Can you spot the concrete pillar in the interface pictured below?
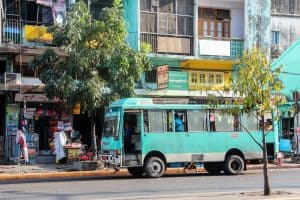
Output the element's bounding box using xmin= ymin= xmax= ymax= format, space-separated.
xmin=193 ymin=0 xmax=198 ymax=57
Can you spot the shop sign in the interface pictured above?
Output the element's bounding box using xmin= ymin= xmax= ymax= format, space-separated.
xmin=73 ymin=103 xmax=81 ymax=115
xmin=157 ymin=65 xmax=169 ymax=89
xmin=15 ymin=93 xmax=60 ymax=102
xmin=36 ymin=0 xmax=52 ymax=7
xmin=168 ymin=71 xmax=188 ymax=90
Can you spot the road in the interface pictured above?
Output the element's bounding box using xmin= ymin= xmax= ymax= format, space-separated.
xmin=0 ymin=168 xmax=300 ymax=200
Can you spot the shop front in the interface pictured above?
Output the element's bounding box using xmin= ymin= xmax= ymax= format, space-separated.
xmin=9 ymin=93 xmax=75 ymax=164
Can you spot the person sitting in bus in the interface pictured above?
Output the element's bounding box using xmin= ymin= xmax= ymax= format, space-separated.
xmin=175 ymin=113 xmax=184 ymax=132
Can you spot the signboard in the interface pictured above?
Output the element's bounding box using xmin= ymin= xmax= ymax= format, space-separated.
xmin=15 ymin=93 xmax=60 ymax=103
xmin=199 ymin=39 xmax=231 ymax=57
xmin=157 ymin=65 xmax=169 ymax=89
xmin=73 ymin=103 xmax=81 ymax=115
xmin=168 ymin=71 xmax=188 ymax=90
xmin=36 ymin=0 xmax=52 ymax=7
xmin=52 ymin=3 xmax=66 ymax=25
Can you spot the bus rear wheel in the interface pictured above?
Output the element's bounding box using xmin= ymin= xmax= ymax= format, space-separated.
xmin=127 ymin=167 xmax=144 ymax=177
xmin=224 ymin=155 xmax=244 ymax=175
xmin=144 ymin=156 xmax=165 ymax=178
xmin=203 ymin=163 xmax=223 ymax=175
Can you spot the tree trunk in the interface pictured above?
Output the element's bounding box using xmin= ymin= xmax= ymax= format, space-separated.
xmin=91 ymin=112 xmax=97 ymax=161
xmin=262 ymin=115 xmax=271 ymax=195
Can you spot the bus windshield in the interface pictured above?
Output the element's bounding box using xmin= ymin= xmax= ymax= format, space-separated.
xmin=102 ymin=116 xmax=119 ymax=138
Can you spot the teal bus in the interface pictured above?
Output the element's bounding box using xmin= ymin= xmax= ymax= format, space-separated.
xmin=100 ymin=98 xmax=278 ymax=178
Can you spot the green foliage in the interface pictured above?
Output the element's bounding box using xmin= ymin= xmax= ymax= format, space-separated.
xmin=233 ymin=48 xmax=286 ymax=117
xmin=31 ymin=0 xmax=151 ymax=114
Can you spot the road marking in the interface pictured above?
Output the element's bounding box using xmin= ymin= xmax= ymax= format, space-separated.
xmin=91 ymin=190 xmax=300 ymax=200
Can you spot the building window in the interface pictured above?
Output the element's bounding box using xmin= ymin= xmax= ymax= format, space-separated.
xmin=199 ymin=74 xmax=205 ymax=84
xmin=145 ymin=70 xmax=157 ymax=83
xmin=272 ymin=31 xmax=280 ymax=45
xmin=189 ymin=71 xmax=224 ymax=87
xmin=208 ymin=74 xmax=214 ymax=84
xmin=216 ymin=74 xmax=223 ymax=84
xmin=140 ymin=0 xmax=193 ymax=36
xmin=191 ymin=73 xmax=197 ymax=83
xmin=198 ymin=8 xmax=231 ymax=38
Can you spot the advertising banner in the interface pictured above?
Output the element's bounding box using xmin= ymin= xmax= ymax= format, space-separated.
xmin=168 ymin=71 xmax=188 ymax=90
xmin=36 ymin=0 xmax=52 ymax=7
xmin=52 ymin=3 xmax=66 ymax=24
xmin=157 ymin=65 xmax=169 ymax=89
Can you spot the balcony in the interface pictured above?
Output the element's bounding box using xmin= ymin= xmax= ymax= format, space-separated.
xmin=2 ymin=19 xmax=53 ymax=46
xmin=140 ymin=33 xmax=194 ymax=56
xmin=198 ymin=37 xmax=244 ymax=60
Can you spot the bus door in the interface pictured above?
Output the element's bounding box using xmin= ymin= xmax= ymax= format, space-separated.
xmin=123 ymin=110 xmax=142 ymax=166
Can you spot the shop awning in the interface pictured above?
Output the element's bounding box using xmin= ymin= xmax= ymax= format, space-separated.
xmin=180 ymin=59 xmax=237 ymax=71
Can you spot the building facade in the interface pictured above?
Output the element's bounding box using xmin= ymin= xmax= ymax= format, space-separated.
xmin=124 ymin=0 xmax=271 ymax=102
xmin=271 ymin=0 xmax=300 ymax=59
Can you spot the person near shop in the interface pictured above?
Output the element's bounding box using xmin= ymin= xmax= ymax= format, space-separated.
xmin=175 ymin=113 xmax=184 ymax=132
xmin=16 ymin=125 xmax=28 ymax=163
xmin=54 ymin=124 xmax=67 ymax=163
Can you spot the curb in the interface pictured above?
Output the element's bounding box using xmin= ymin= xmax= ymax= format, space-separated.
xmin=0 ymin=164 xmax=299 ymax=182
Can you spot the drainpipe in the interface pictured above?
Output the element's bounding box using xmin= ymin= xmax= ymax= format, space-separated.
xmin=193 ymin=0 xmax=198 ymax=57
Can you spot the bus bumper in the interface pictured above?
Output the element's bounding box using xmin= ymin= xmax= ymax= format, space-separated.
xmin=99 ymin=150 xmax=121 ymax=165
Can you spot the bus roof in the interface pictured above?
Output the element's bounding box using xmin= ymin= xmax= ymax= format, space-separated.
xmin=109 ymin=98 xmax=234 ymax=110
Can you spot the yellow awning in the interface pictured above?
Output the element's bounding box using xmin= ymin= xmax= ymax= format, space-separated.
xmin=180 ymin=59 xmax=237 ymax=71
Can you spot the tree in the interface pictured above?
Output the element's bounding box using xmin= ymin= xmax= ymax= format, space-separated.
xmin=31 ymin=0 xmax=151 ymax=160
xmin=233 ymin=48 xmax=285 ymax=195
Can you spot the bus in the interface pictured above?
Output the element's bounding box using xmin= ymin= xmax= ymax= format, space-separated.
xmin=99 ymin=98 xmax=278 ymax=178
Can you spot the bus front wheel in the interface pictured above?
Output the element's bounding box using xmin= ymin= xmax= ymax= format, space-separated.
xmin=127 ymin=167 xmax=144 ymax=177
xmin=203 ymin=163 xmax=223 ymax=175
xmin=224 ymin=155 xmax=244 ymax=175
xmin=144 ymin=157 xmax=165 ymax=178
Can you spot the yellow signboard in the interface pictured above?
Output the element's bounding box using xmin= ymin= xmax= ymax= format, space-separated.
xmin=73 ymin=103 xmax=81 ymax=115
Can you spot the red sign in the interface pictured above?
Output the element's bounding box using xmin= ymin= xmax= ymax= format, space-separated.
xmin=157 ymin=65 xmax=169 ymax=89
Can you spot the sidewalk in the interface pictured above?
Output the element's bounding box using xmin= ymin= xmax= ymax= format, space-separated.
xmin=0 ymin=159 xmax=300 ymax=182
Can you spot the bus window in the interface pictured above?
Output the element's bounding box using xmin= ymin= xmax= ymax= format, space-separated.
xmin=165 ymin=110 xmax=173 ymax=132
xmin=143 ymin=110 xmax=149 ymax=133
xmin=241 ymin=112 xmax=259 ymax=131
xmin=188 ymin=110 xmax=206 ymax=132
xmin=149 ymin=110 xmax=164 ymax=132
xmin=174 ymin=111 xmax=187 ymax=132
xmin=209 ymin=111 xmax=216 ymax=131
xmin=213 ymin=111 xmax=235 ymax=132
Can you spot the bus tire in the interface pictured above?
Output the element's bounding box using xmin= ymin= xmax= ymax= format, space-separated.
xmin=203 ymin=163 xmax=223 ymax=175
xmin=144 ymin=156 xmax=165 ymax=178
xmin=224 ymin=155 xmax=244 ymax=175
xmin=127 ymin=167 xmax=144 ymax=177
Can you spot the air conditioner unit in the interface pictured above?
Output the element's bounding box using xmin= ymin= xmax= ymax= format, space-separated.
xmin=271 ymin=44 xmax=282 ymax=52
xmin=4 ymin=73 xmax=21 ymax=85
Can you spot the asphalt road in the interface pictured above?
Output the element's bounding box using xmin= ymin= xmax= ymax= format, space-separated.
xmin=1 ymin=168 xmax=300 ymax=200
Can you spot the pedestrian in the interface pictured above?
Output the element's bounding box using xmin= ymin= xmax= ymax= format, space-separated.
xmin=16 ymin=125 xmax=28 ymax=163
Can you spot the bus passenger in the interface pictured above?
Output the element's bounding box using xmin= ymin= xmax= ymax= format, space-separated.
xmin=175 ymin=113 xmax=184 ymax=132
xmin=124 ymin=122 xmax=134 ymax=151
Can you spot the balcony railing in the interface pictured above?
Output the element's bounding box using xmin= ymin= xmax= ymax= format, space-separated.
xmin=141 ymin=33 xmax=193 ymax=56
xmin=198 ymin=37 xmax=244 ymax=60
xmin=2 ymin=17 xmax=53 ymax=46
xmin=2 ymin=18 xmax=23 ymax=44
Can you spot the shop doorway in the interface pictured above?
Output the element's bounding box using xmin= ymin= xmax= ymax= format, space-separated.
xmin=34 ymin=116 xmax=51 ymax=150
xmin=0 ymin=95 xmax=5 ymax=161
xmin=281 ymin=118 xmax=294 ymax=139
